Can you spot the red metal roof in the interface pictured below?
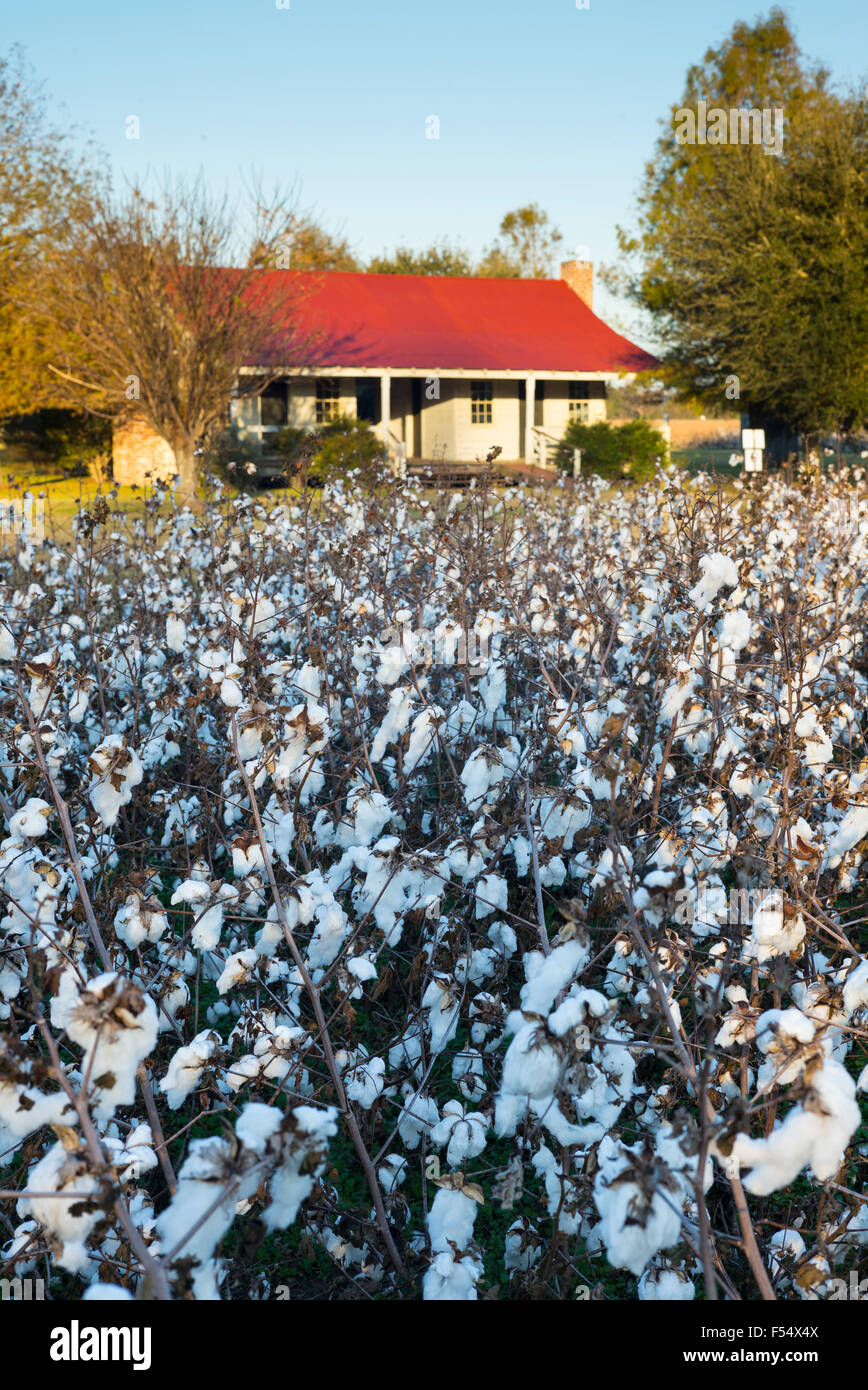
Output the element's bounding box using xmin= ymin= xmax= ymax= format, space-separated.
xmin=250 ymin=270 xmax=658 ymax=374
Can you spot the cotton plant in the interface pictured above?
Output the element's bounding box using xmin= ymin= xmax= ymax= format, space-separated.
xmin=2 ymin=465 xmax=868 ymax=1301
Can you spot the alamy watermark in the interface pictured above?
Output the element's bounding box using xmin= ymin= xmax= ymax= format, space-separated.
xmin=378 ymin=620 xmax=491 ymax=670
xmin=1 ymin=496 xmax=45 ymax=545
xmin=674 ymin=101 xmax=784 ymax=157
xmin=0 ymin=1276 xmax=45 ymax=1300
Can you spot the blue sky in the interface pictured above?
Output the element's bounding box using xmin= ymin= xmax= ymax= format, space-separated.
xmin=8 ymin=0 xmax=865 ymax=346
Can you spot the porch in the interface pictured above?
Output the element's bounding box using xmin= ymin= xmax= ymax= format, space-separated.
xmin=232 ymin=368 xmax=608 ymax=469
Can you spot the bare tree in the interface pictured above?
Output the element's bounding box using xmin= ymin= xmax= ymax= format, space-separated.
xmin=14 ymin=176 xmax=314 ymax=494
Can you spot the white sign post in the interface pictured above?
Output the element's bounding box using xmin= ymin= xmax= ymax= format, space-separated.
xmin=742 ymin=428 xmax=765 ymax=474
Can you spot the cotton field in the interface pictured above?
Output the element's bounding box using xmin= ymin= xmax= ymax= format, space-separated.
xmin=1 ymin=465 xmax=867 ymax=1302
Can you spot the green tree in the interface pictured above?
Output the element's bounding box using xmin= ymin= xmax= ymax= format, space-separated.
xmin=264 ymin=216 xmax=359 ymax=271
xmin=610 ymin=9 xmax=868 ymax=445
xmin=479 ymin=203 xmax=563 ymax=278
xmin=0 ymin=47 xmax=95 ymax=416
xmin=554 ymin=418 xmax=667 ymax=482
xmin=13 ymin=178 xmax=311 ymax=495
xmin=367 ymin=239 xmax=474 ymax=276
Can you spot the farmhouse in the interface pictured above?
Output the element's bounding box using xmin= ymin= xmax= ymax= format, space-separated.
xmin=112 ymin=260 xmax=658 ymax=484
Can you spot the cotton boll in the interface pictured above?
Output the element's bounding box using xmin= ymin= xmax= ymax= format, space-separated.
xmin=504 ymin=1218 xmax=544 ymax=1274
xmin=638 ymin=1266 xmax=695 ymax=1300
xmin=166 ymin=613 xmax=187 ymax=652
xmin=336 ymin=1048 xmax=386 ymax=1109
xmin=427 ymin=1185 xmax=479 ymax=1252
xmin=430 ymin=1100 xmax=488 ymax=1167
xmin=17 ymin=1140 xmax=103 ymax=1274
xmin=423 ymin=1249 xmax=482 ymax=1300
xmin=114 ymin=892 xmax=168 ymax=949
xmin=729 ymin=1059 xmax=860 ymax=1194
xmin=688 ymin=552 xmax=739 ymax=613
xmin=475 ymin=872 xmax=507 ymax=919
xmin=87 ymin=735 xmax=144 ymax=828
xmin=83 ymin=1284 xmax=135 ymax=1301
xmin=768 ymin=1227 xmax=806 ymax=1280
xmin=216 ymin=949 xmax=258 ymax=995
xmin=397 ymin=1087 xmax=440 ymax=1148
xmin=51 ymin=972 xmax=158 ymax=1120
xmin=718 ymin=607 xmax=752 ymax=652
xmin=378 ymin=1154 xmax=407 ymax=1195
xmin=8 ymin=798 xmax=52 ymax=840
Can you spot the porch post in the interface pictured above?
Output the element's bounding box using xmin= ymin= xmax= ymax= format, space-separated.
xmin=524 ymin=375 xmax=536 ymax=462
xmin=380 ymin=373 xmax=391 ymax=448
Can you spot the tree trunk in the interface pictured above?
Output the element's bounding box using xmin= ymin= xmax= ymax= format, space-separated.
xmin=173 ymin=437 xmax=198 ymax=498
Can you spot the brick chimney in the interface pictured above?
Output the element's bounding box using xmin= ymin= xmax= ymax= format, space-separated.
xmin=560 ymin=259 xmax=593 ymax=311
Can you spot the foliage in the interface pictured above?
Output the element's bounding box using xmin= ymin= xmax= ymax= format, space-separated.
xmin=1 ymin=468 xmax=866 ymax=1303
xmin=554 ymin=417 xmax=668 ymax=480
xmin=310 ymin=414 xmax=389 ymax=484
xmin=9 ymin=176 xmax=312 ymax=494
xmin=609 ymin=9 xmax=868 ymax=440
xmin=0 ymin=47 xmax=96 ymax=415
xmin=0 ymin=408 xmax=110 ymax=472
xmin=367 ymin=239 xmax=475 ymax=276
xmin=478 ymin=203 xmax=564 ymax=279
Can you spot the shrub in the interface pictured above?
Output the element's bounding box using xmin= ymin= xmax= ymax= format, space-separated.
xmin=0 ymin=409 xmax=111 ymax=475
xmin=554 ymin=418 xmax=668 ymax=482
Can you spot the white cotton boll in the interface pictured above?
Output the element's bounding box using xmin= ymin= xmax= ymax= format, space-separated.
xmin=403 ymin=706 xmax=443 ymax=774
xmin=688 ymin=552 xmax=739 ymax=612
xmin=421 ymin=977 xmax=461 ymax=1054
xmin=262 ymin=1104 xmax=338 ymax=1229
xmin=88 ymin=735 xmax=144 ymax=828
xmin=337 ymin=1049 xmax=386 ymax=1109
xmin=8 ymin=797 xmax=52 ymax=840
xmin=504 ymin=1220 xmax=544 ymax=1274
xmin=166 ymin=614 xmax=187 ymax=652
xmin=114 ymin=892 xmax=168 ymax=949
xmin=0 ymin=622 xmax=14 ymax=660
xmin=460 ymin=747 xmax=504 ymax=812
xmin=0 ymin=1079 xmax=75 ymax=1155
xmin=475 ymin=872 xmax=507 ymax=919
xmin=231 ymin=838 xmax=264 ymax=877
xmin=216 ymin=949 xmax=258 ymax=995
xmin=430 ymin=1100 xmax=488 ymax=1167
xmin=746 ymin=893 xmax=806 ymax=963
xmin=500 ymin=1023 xmax=563 ymax=1103
xmin=307 ymin=900 xmax=349 ymax=970
xmin=423 ymin=1249 xmax=482 ymax=1300
xmin=83 ymin=1283 xmax=135 ymax=1301
xmin=397 ymin=1088 xmax=440 ymax=1148
xmin=234 ymin=1102 xmax=282 ymax=1154
xmin=378 ymin=1154 xmax=407 ymax=1194
xmin=160 ymin=1030 xmax=221 ymax=1108
xmin=824 ymin=804 xmax=868 ymax=869
xmin=843 ymin=960 xmax=868 ymax=1016
xmin=156 ymin=1137 xmax=260 ymax=1298
xmin=17 ymin=1141 xmax=103 ymax=1274
xmin=718 ymin=607 xmax=752 ymax=652
xmin=347 ymin=955 xmax=377 ymax=985
xmin=729 ymin=1059 xmax=860 ymax=1194
xmin=427 ymin=1187 xmax=478 ymax=1252
xmin=768 ymin=1228 xmax=806 ymax=1279
xmin=521 ymin=940 xmax=589 ymax=1016
xmin=638 ymin=1267 xmax=695 ymax=1301
xmin=370 ymin=687 xmax=413 ymax=761
xmin=52 ymin=972 xmax=158 ymax=1121
xmin=225 ymin=1053 xmax=263 ymax=1092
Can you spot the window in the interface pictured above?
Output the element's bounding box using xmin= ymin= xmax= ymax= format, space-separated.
xmin=568 ymin=383 xmax=591 ymax=423
xmin=470 ymin=381 xmax=493 ymax=424
xmin=259 ymin=382 xmax=288 ymax=428
xmin=315 ymin=378 xmax=341 ymax=423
